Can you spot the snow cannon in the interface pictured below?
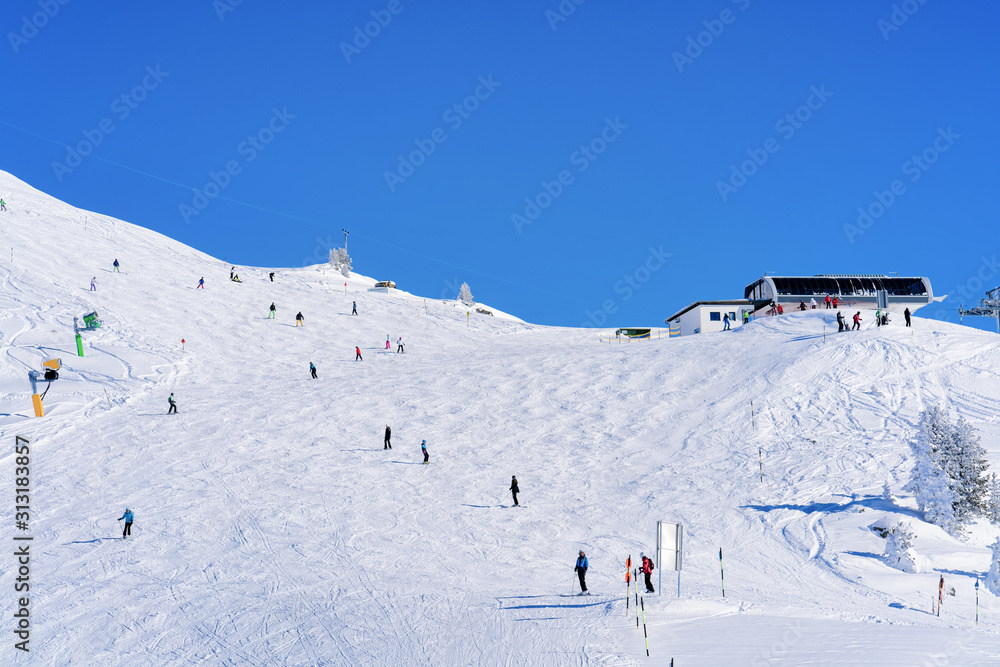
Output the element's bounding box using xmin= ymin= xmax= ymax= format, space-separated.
xmin=83 ymin=311 xmax=101 ymax=329
xmin=30 ymin=359 xmax=63 ymax=417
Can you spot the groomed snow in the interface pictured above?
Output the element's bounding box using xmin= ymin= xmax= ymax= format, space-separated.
xmin=1 ymin=170 xmax=998 ymax=665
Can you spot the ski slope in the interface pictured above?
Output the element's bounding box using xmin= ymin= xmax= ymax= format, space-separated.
xmin=1 ymin=170 xmax=999 ymax=665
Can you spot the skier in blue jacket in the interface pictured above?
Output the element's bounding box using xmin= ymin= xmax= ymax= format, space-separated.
xmin=119 ymin=508 xmax=134 ymax=539
xmin=575 ymin=551 xmax=589 ymax=594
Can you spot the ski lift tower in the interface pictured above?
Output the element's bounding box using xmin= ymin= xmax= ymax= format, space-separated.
xmin=959 ymin=286 xmax=1000 ymax=333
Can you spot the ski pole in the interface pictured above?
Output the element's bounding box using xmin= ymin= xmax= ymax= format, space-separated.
xmin=635 ymin=570 xmax=640 ymax=628
xmin=570 ymin=572 xmax=578 ymax=595
xmin=975 ymin=580 xmax=979 ymax=624
xmin=720 ymin=548 xmax=726 ymax=598
xmin=640 ymin=596 xmax=650 ymax=657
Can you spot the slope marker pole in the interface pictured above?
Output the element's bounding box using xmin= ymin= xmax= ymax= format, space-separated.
xmin=640 ymin=597 xmax=650 ymax=657
xmin=758 ymin=448 xmax=764 ymax=482
xmin=719 ymin=547 xmax=726 ymax=597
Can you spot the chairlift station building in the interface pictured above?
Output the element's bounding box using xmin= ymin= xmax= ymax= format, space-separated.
xmin=665 ymin=274 xmax=934 ymax=336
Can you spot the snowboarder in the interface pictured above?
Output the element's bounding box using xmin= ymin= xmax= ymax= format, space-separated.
xmin=397 ymin=337 xmax=404 ymax=353
xmin=0 ymin=199 xmax=5 ymax=211
xmin=90 ymin=277 xmax=97 ymax=291
xmin=352 ymin=301 xmax=358 ymax=315
xmin=852 ymin=312 xmax=862 ymax=330
xmin=904 ymin=307 xmax=911 ymax=327
xmin=232 ymin=274 xmax=241 ymax=283
xmin=723 ymin=313 xmax=730 ymax=331
xmin=268 ymin=303 xmax=276 ymax=319
xmin=384 ymin=425 xmax=391 ymax=449
xmin=167 ymin=393 xmax=177 ymax=414
xmin=113 ymin=259 xmax=120 ymax=272
xmin=510 ymin=475 xmax=519 ymax=506
xmin=296 ymin=312 xmax=304 ymax=326
xmin=386 ymin=335 xmax=391 ymax=350
xmin=119 ymin=508 xmax=134 ymax=539
xmin=641 ymin=553 xmax=655 ymax=593
xmin=269 ymin=272 xmax=275 ymax=282
xmin=836 ymin=310 xmax=845 ymax=332
xmin=355 ymin=347 xmax=363 ymax=361
xmin=575 ymin=551 xmax=589 ymax=594
xmin=197 ymin=277 xmax=205 ymax=289
xmin=310 ymin=362 xmax=317 ymax=379
xmin=421 ymin=439 xmax=429 ymax=464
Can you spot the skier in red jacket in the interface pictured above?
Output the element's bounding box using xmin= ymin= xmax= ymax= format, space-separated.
xmin=355 ymin=347 xmax=363 ymax=361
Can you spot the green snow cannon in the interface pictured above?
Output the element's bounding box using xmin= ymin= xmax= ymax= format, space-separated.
xmin=83 ymin=311 xmax=101 ymax=329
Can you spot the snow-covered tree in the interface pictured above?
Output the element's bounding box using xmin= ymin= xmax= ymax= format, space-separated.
xmin=329 ymin=247 xmax=352 ymax=277
xmin=950 ymin=416 xmax=990 ymax=523
xmin=985 ymin=539 xmax=1000 ymax=596
xmin=905 ymin=406 xmax=991 ymax=534
xmin=458 ymin=282 xmax=474 ymax=306
xmin=989 ymin=473 xmax=1000 ymax=526
xmin=882 ymin=521 xmax=920 ymax=573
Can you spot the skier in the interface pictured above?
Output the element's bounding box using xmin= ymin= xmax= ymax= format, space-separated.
xmin=825 ymin=294 xmax=831 ymax=309
xmin=421 ymin=439 xmax=429 ymax=464
xmin=384 ymin=425 xmax=391 ymax=449
xmin=904 ymin=307 xmax=911 ymax=327
xmin=882 ymin=311 xmax=889 ymax=326
xmin=113 ymin=259 xmax=120 ymax=272
xmin=510 ymin=475 xmax=519 ymax=506
xmin=90 ymin=277 xmax=97 ymax=291
xmin=722 ymin=313 xmax=730 ymax=331
xmin=836 ymin=310 xmax=845 ymax=332
xmin=197 ymin=277 xmax=205 ymax=289
xmin=574 ymin=551 xmax=589 ymax=594
xmin=355 ymin=346 xmax=363 ymax=361
xmin=641 ymin=553 xmax=655 ymax=593
xmin=832 ymin=296 xmax=839 ymax=308
xmin=386 ymin=335 xmax=391 ymax=350
xmin=742 ymin=310 xmax=749 ymax=325
xmin=268 ymin=303 xmax=276 ymax=319
xmin=296 ymin=312 xmax=304 ymax=326
xmin=397 ymin=337 xmax=404 ymax=353
xmin=310 ymin=362 xmax=317 ymax=379
xmin=875 ymin=309 xmax=882 ymax=327
xmin=852 ymin=312 xmax=862 ymax=330
xmin=230 ymin=267 xmax=234 ymax=280
xmin=119 ymin=508 xmax=134 ymax=539
xmin=167 ymin=393 xmax=177 ymax=414
xmin=0 ymin=199 xmax=5 ymax=211
xmin=938 ymin=575 xmax=945 ymax=615
xmin=352 ymin=301 xmax=358 ymax=315
xmin=269 ymin=272 xmax=275 ymax=282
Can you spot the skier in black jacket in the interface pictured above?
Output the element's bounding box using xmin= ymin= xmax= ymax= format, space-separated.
xmin=510 ymin=476 xmax=519 ymax=506
xmin=384 ymin=425 xmax=392 ymax=449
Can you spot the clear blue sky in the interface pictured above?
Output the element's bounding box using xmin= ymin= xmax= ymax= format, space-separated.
xmin=2 ymin=0 xmax=998 ymax=330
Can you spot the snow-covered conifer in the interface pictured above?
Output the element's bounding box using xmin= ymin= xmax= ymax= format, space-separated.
xmin=458 ymin=282 xmax=474 ymax=306
xmin=989 ymin=473 xmax=1000 ymax=526
xmin=985 ymin=539 xmax=1000 ymax=596
xmin=329 ymin=248 xmax=352 ymax=277
xmin=905 ymin=406 xmax=960 ymax=535
xmin=949 ymin=417 xmax=990 ymax=523
xmin=882 ymin=521 xmax=920 ymax=573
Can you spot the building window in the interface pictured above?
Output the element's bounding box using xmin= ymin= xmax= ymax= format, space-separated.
xmin=709 ymin=312 xmax=721 ymax=321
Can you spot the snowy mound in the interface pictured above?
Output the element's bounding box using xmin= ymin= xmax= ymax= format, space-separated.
xmin=1 ymin=170 xmax=999 ymax=664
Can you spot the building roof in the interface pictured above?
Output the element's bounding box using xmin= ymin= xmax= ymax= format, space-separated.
xmin=665 ymin=300 xmax=751 ymax=323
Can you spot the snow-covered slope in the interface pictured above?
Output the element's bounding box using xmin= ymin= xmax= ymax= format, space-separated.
xmin=1 ymin=170 xmax=999 ymax=665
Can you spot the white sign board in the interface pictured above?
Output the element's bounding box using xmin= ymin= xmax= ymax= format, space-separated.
xmin=657 ymin=521 xmax=683 ymax=571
